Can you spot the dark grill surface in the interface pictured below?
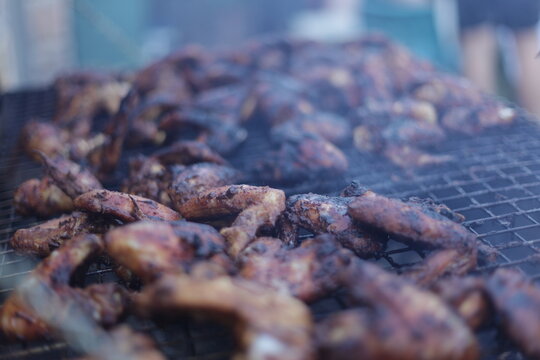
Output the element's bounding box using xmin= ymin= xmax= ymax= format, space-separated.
xmin=1 ymin=90 xmax=540 ymax=359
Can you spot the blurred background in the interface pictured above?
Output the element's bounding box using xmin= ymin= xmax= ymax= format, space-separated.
xmin=1 ymin=0 xmax=540 ymax=115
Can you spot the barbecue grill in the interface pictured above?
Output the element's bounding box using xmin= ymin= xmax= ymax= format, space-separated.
xmin=1 ymin=89 xmax=540 ymax=359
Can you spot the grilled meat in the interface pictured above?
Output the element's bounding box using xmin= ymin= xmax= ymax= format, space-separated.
xmin=13 ymin=177 xmax=73 ymax=217
xmin=122 ymin=156 xmax=173 ymax=206
xmin=485 ymin=268 xmax=540 ymax=359
xmin=255 ymin=134 xmax=348 ymax=183
xmin=38 ymin=153 xmax=103 ymax=199
xmin=1 ymin=234 xmax=128 ymax=341
xmin=348 ymin=190 xmax=477 ymax=250
xmin=10 ymin=211 xmax=111 ymax=256
xmin=159 ymin=109 xmax=247 ymax=154
xmin=238 ymin=234 xmax=353 ymax=302
xmin=105 ymin=220 xmax=232 ymax=283
xmin=431 ymin=276 xmax=490 ymax=330
xmin=74 ymin=189 xmax=181 ymax=223
xmin=441 ymin=104 xmax=516 ymax=136
xmin=153 ymin=140 xmax=227 ymax=166
xmin=177 ymin=185 xmax=285 ymax=258
xmin=403 ymin=248 xmax=477 ymax=288
xmin=136 ymin=274 xmax=314 ymax=360
xmin=383 ymin=145 xmax=453 ymax=168
xmin=317 ymin=260 xmax=479 ymax=360
xmin=168 ymin=163 xmax=241 ymax=207
xmin=77 ymin=326 xmax=166 ymax=360
xmin=20 ymin=120 xmax=70 ymax=160
xmin=270 ymin=112 xmax=351 ymax=145
xmin=278 ymin=193 xmax=385 ymax=257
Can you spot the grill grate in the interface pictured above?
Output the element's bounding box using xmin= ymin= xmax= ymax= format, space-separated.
xmin=1 ymin=90 xmax=540 ymax=359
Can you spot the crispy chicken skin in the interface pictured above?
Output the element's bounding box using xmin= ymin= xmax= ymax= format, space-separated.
xmin=105 ymin=220 xmax=232 ymax=283
xmin=1 ymin=234 xmax=128 ymax=341
xmin=13 ymin=177 xmax=74 ymax=217
xmin=485 ymin=268 xmax=540 ymax=359
xmin=255 ymin=135 xmax=348 ymax=183
xmin=238 ymin=234 xmax=353 ymax=302
xmin=76 ymin=326 xmax=166 ymax=360
xmin=317 ymin=260 xmax=479 ymax=360
xmin=177 ymin=185 xmax=286 ymax=258
xmin=74 ymin=189 xmax=181 ymax=223
xmin=38 ymin=153 xmax=103 ymax=199
xmin=278 ymin=193 xmax=385 ymax=257
xmin=136 ymin=274 xmax=315 ymax=360
xmin=348 ymin=190 xmax=477 ymax=250
xmin=10 ymin=211 xmax=111 ymax=256
xmin=168 ymin=163 xmax=241 ymax=207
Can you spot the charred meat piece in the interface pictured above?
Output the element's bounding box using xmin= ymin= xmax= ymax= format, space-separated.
xmin=238 ymin=234 xmax=354 ymax=302
xmin=122 ymin=156 xmax=173 ymax=206
xmin=38 ymin=153 xmax=103 ymax=199
xmin=168 ymin=163 xmax=241 ymax=207
xmin=348 ymin=190 xmax=477 ymax=250
xmin=177 ymin=185 xmax=285 ymax=258
xmin=255 ymin=134 xmax=348 ymax=183
xmin=406 ymin=196 xmax=465 ymax=223
xmin=194 ymin=83 xmax=256 ymax=123
xmin=352 ymin=98 xmax=438 ymax=126
xmin=153 ymin=140 xmax=227 ymax=166
xmin=485 ymin=268 xmax=540 ymax=359
xmin=278 ymin=193 xmax=385 ymax=257
xmin=317 ymin=261 xmax=479 ymax=360
xmin=402 ymin=248 xmax=477 ymax=288
xmin=53 ymin=72 xmax=129 ymax=136
xmin=270 ymin=112 xmax=351 ymax=145
xmin=441 ymin=103 xmax=516 ymax=135
xmin=77 ymin=326 xmax=166 ymax=360
xmin=159 ymin=109 xmax=247 ymax=154
xmin=136 ymin=274 xmax=314 ymax=360
xmin=105 ymin=220 xmax=232 ymax=283
xmin=75 ymin=189 xmax=181 ymax=223
xmin=382 ymin=144 xmax=453 ymax=168
xmin=431 ymin=276 xmax=490 ymax=330
xmin=20 ymin=120 xmax=70 ymax=160
xmin=10 ymin=212 xmax=111 ymax=256
xmin=13 ymin=177 xmax=73 ymax=217
xmin=252 ymin=73 xmax=314 ymax=126
xmin=1 ymin=234 xmax=129 ymax=341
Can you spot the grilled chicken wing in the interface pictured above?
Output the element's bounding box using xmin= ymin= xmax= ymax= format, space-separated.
xmin=485 ymin=268 xmax=540 ymax=359
xmin=317 ymin=260 xmax=479 ymax=360
xmin=278 ymin=193 xmax=385 ymax=257
xmin=168 ymin=163 xmax=241 ymax=207
xmin=74 ymin=189 xmax=181 ymax=223
xmin=136 ymin=274 xmax=314 ymax=360
xmin=20 ymin=120 xmax=70 ymax=160
xmin=38 ymin=153 xmax=103 ymax=199
xmin=1 ymin=234 xmax=128 ymax=341
xmin=105 ymin=220 xmax=232 ymax=283
xmin=10 ymin=211 xmax=111 ymax=256
xmin=238 ymin=234 xmax=354 ymax=302
xmin=348 ymin=190 xmax=477 ymax=250
xmin=13 ymin=177 xmax=73 ymax=217
xmin=177 ymin=185 xmax=285 ymax=258
xmin=255 ymin=134 xmax=348 ymax=183
xmin=431 ymin=276 xmax=490 ymax=330
xmin=122 ymin=156 xmax=173 ymax=206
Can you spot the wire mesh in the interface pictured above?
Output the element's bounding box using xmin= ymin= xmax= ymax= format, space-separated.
xmin=1 ymin=90 xmax=539 ymax=359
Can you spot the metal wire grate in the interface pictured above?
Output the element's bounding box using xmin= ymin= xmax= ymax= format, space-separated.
xmin=1 ymin=90 xmax=540 ymax=359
